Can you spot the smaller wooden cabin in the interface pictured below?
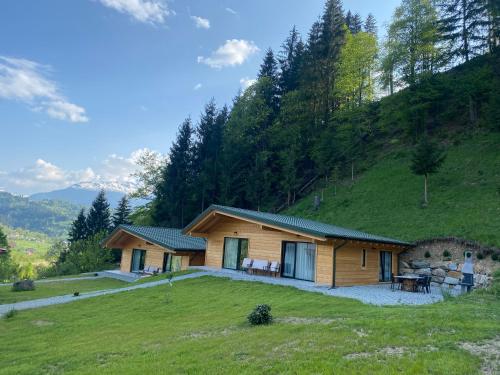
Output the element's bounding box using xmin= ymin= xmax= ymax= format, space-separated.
xmin=183 ymin=205 xmax=412 ymax=287
xmin=103 ymin=225 xmax=206 ymax=273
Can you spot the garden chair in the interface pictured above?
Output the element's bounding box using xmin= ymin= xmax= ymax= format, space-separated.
xmin=391 ymin=273 xmax=401 ymax=291
xmin=241 ymin=258 xmax=253 ymax=273
xmin=268 ymin=261 xmax=280 ymax=277
xmin=416 ymin=276 xmax=431 ymax=293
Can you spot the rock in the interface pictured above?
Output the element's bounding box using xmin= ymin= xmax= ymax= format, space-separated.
xmin=447 ymin=270 xmax=462 ymax=279
xmin=447 ymin=263 xmax=458 ymax=271
xmin=431 ymin=268 xmax=446 ymax=278
xmin=431 ymin=276 xmax=445 ymax=284
xmin=400 ymin=268 xmax=414 ymax=274
xmin=444 ymin=276 xmax=460 ymax=285
xmin=12 ymin=279 xmax=35 ymax=292
xmin=410 ymin=260 xmax=431 ymax=269
xmin=474 ymin=274 xmax=488 ymax=286
xmin=400 ymin=261 xmax=410 ymax=269
xmin=430 ymin=262 xmax=447 ymax=270
xmin=415 ymin=268 xmax=432 ymax=276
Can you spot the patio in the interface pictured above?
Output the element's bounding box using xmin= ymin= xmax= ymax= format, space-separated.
xmin=192 ymin=266 xmax=462 ymax=306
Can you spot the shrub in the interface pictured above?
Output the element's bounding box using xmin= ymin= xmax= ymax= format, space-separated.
xmin=477 ymin=252 xmax=484 ymax=260
xmin=492 ymin=252 xmax=500 ymax=261
xmin=247 ymin=304 xmax=273 ymax=326
xmin=4 ymin=309 xmax=17 ymax=319
xmin=424 ymin=251 xmax=431 ymax=258
xmin=12 ymin=280 xmax=35 ymax=292
xmin=442 ymin=250 xmax=451 ymax=258
xmin=73 ymin=291 xmax=80 ymax=297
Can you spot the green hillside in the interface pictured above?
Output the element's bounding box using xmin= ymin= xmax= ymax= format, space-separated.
xmin=285 ymin=132 xmax=500 ymax=247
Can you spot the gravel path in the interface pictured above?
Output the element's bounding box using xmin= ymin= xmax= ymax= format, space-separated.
xmin=0 ymin=268 xmax=458 ymax=316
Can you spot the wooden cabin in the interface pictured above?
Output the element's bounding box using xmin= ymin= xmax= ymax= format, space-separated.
xmin=183 ymin=205 xmax=412 ymax=287
xmin=103 ymin=225 xmax=206 ymax=273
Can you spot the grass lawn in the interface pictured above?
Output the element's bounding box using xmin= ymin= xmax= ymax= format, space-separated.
xmin=0 ymin=278 xmax=127 ymax=304
xmin=0 ymin=274 xmax=498 ymax=374
xmin=286 ymin=132 xmax=500 ymax=247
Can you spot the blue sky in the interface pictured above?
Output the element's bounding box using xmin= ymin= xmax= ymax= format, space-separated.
xmin=0 ymin=0 xmax=400 ymax=195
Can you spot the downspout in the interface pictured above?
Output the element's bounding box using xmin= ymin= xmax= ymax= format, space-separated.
xmin=331 ymin=240 xmax=348 ymax=289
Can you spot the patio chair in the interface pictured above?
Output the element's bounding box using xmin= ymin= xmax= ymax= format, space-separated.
xmin=416 ymin=276 xmax=431 ymax=293
xmin=268 ymin=261 xmax=280 ymax=277
xmin=241 ymin=258 xmax=253 ymax=273
xmin=391 ymin=274 xmax=402 ymax=291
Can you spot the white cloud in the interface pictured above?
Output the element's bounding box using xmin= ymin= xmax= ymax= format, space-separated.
xmin=193 ymin=83 xmax=202 ymax=90
xmin=190 ymin=15 xmax=210 ymax=29
xmin=225 ymin=7 xmax=237 ymax=15
xmin=0 ymin=149 xmax=165 ymax=195
xmin=197 ymin=39 xmax=259 ymax=69
xmin=0 ymin=56 xmax=88 ymax=123
xmin=97 ymin=0 xmax=170 ymax=25
xmin=240 ymin=77 xmax=257 ymax=90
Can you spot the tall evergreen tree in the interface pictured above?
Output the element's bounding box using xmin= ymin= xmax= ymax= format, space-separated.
xmin=258 ymin=48 xmax=280 ymax=111
xmin=0 ymin=226 xmax=7 ymax=248
xmin=86 ymin=190 xmax=111 ymax=236
xmin=193 ymin=99 xmax=226 ymax=211
xmin=68 ymin=208 xmax=88 ymax=243
xmin=410 ymin=137 xmax=446 ymax=205
xmin=153 ymin=118 xmax=194 ymax=227
xmin=112 ymin=196 xmax=132 ymax=228
xmin=438 ymin=0 xmax=491 ymax=63
xmin=364 ymin=13 xmax=377 ymax=34
xmin=349 ymin=12 xmax=363 ymax=33
xmin=278 ymin=26 xmax=304 ymax=93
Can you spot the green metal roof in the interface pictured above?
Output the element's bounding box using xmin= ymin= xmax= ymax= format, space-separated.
xmin=184 ymin=204 xmax=411 ymax=247
xmin=110 ymin=225 xmax=206 ymax=251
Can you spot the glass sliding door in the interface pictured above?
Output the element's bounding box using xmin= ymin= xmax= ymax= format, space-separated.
xmin=281 ymin=242 xmax=316 ymax=282
xmin=223 ymin=238 xmax=249 ymax=270
xmin=379 ymin=251 xmax=392 ymax=282
xmin=131 ymin=249 xmax=146 ymax=273
xmin=163 ymin=253 xmax=183 ymax=272
xmin=282 ymin=242 xmax=296 ymax=277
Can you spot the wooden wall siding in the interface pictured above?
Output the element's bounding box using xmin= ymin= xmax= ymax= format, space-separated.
xmin=203 ymin=215 xmax=334 ymax=284
xmin=121 ymin=249 xmax=132 ymax=272
xmin=335 ymin=244 xmax=406 ymax=286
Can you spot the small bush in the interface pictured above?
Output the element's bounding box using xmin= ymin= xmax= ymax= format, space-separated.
xmin=12 ymin=280 xmax=35 ymax=292
xmin=248 ymin=304 xmax=273 ymax=326
xmin=477 ymin=252 xmax=484 ymax=260
xmin=73 ymin=291 xmax=80 ymax=297
xmin=492 ymin=252 xmax=500 ymax=261
xmin=442 ymin=250 xmax=451 ymax=258
xmin=4 ymin=309 xmax=17 ymax=319
xmin=424 ymin=251 xmax=431 ymax=258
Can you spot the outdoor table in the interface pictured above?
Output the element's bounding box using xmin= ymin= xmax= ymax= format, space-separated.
xmin=395 ymin=275 xmax=423 ymax=292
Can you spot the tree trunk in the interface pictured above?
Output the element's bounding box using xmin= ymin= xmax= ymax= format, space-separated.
xmin=351 ymin=162 xmax=354 ymax=181
xmin=424 ymin=174 xmax=428 ymax=205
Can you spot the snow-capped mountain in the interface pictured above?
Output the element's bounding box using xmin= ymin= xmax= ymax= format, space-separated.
xmin=30 ymin=181 xmax=146 ymax=208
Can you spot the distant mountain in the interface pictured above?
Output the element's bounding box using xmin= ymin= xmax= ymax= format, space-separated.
xmin=0 ymin=192 xmax=81 ymax=237
xmin=30 ymin=183 xmax=147 ymax=208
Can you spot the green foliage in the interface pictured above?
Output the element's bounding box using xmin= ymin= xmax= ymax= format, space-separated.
xmin=57 ymin=232 xmax=113 ymax=275
xmin=17 ymin=262 xmax=35 ymax=280
xmin=476 ymin=252 xmax=485 ymax=260
xmin=68 ymin=208 xmax=88 ymax=243
xmin=85 ymin=190 xmax=111 ymax=237
xmin=3 ymin=309 xmax=17 ymax=319
xmin=410 ymin=138 xmax=446 ymax=177
xmin=112 ymin=196 xmax=132 ymax=228
xmin=0 ymin=225 xmax=7 ymax=247
xmin=443 ymin=250 xmax=452 ymax=258
xmin=424 ymin=251 xmax=431 ymax=258
xmin=247 ymin=304 xmax=273 ymax=325
xmin=0 ymin=192 xmax=81 ymax=237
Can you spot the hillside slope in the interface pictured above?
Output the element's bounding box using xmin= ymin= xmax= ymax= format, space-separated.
xmin=285 ymin=132 xmax=500 ymax=247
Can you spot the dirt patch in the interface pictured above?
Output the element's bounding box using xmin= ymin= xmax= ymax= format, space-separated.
xmin=276 ymin=317 xmax=342 ymax=325
xmin=460 ymin=337 xmax=500 ymax=375
xmin=354 ymin=328 xmax=368 ymax=337
xmin=181 ymin=327 xmax=237 ymax=340
xmin=32 ymin=320 xmax=54 ymax=327
xmin=344 ymin=346 xmax=407 ymax=360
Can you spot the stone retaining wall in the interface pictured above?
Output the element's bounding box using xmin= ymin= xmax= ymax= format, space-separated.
xmin=399 ymin=239 xmax=500 ymax=288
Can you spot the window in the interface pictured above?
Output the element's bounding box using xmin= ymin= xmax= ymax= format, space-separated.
xmin=281 ymin=242 xmax=316 ymax=281
xmin=131 ymin=249 xmax=146 ymax=273
xmin=361 ymin=249 xmax=367 ymax=268
xmin=223 ymin=238 xmax=249 ymax=270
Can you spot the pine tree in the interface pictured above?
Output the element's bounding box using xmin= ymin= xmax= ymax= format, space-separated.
xmin=112 ymin=196 xmax=132 ymax=228
xmin=258 ymin=48 xmax=280 ymax=111
xmin=364 ymin=13 xmax=377 ymax=34
xmin=0 ymin=226 xmax=7 ymax=248
xmin=68 ymin=208 xmax=88 ymax=243
xmin=278 ymin=26 xmax=304 ymax=93
xmin=410 ymin=137 xmax=446 ymax=205
xmin=350 ymin=13 xmax=363 ymax=33
xmin=438 ymin=0 xmax=491 ymax=63
xmin=86 ymin=190 xmax=111 ymax=236
xmin=153 ymin=118 xmax=194 ymax=227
